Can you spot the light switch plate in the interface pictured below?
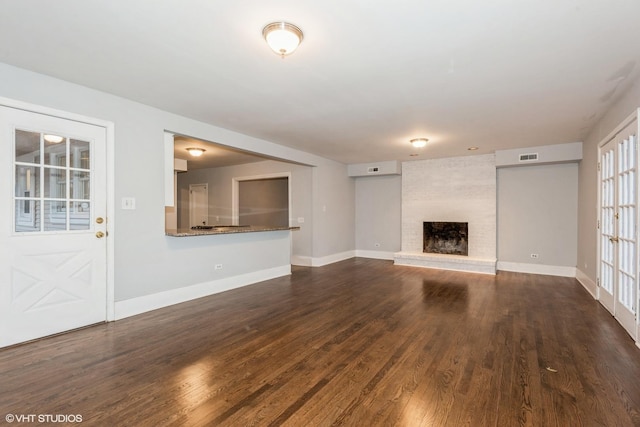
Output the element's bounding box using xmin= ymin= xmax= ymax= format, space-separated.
xmin=122 ymin=197 xmax=136 ymax=210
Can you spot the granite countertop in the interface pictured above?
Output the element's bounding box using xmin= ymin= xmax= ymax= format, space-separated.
xmin=166 ymin=225 xmax=300 ymax=237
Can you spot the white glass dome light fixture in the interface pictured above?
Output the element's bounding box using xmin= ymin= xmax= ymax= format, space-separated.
xmin=186 ymin=147 xmax=205 ymax=157
xmin=410 ymin=138 xmax=429 ymax=148
xmin=44 ymin=134 xmax=64 ymax=143
xmin=262 ymin=22 xmax=304 ymax=57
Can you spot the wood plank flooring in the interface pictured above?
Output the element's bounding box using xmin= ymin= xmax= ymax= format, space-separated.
xmin=2 ymin=258 xmax=640 ymax=426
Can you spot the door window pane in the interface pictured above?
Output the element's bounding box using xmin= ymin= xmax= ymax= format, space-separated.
xmin=15 ymin=200 xmax=40 ymax=232
xmin=70 ymin=171 xmax=90 ymax=200
xmin=15 ymin=165 xmax=40 ymax=198
xmin=44 ymin=135 xmax=66 ymax=166
xmin=15 ymin=130 xmax=40 ymax=164
xmin=70 ymin=139 xmax=90 ymax=169
xmin=44 ymin=167 xmax=66 ymax=199
xmin=70 ymin=202 xmax=90 ymax=230
xmin=44 ymin=201 xmax=67 ymax=231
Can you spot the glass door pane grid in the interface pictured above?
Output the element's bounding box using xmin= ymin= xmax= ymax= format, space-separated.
xmin=601 ymin=259 xmax=615 ymax=294
xmin=618 ymin=135 xmax=636 ymax=172
xmin=618 ymin=268 xmax=636 ymax=312
xmin=616 ymin=134 xmax=638 ymax=313
xmin=600 ymin=149 xmax=617 ymax=294
xmin=13 ymin=129 xmax=92 ymax=233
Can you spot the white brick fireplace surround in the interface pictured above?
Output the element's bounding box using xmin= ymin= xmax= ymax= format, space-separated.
xmin=394 ymin=154 xmax=497 ymax=274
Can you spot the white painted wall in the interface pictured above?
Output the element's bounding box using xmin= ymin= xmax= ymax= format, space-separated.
xmin=0 ymin=62 xmax=354 ymax=302
xmin=577 ymin=75 xmax=640 ymax=294
xmin=401 ymin=154 xmax=497 ymax=260
xmin=355 ymin=175 xmax=402 ymax=258
xmin=497 ymin=163 xmax=578 ymax=275
xmin=311 ymin=162 xmax=356 ymax=261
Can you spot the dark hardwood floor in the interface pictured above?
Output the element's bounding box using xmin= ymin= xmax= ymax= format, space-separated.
xmin=2 ymin=258 xmax=640 ymax=426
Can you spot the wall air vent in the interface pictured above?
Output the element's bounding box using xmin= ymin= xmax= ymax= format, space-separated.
xmin=347 ymin=161 xmax=401 ymax=177
xmin=519 ymin=153 xmax=539 ymax=162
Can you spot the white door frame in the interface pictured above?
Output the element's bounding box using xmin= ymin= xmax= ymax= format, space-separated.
xmin=596 ymin=108 xmax=639 ymax=341
xmin=0 ymin=96 xmax=116 ymax=321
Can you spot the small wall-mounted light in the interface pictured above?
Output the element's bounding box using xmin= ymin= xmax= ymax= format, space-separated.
xmin=468 ymin=146 xmax=479 ymax=151
xmin=410 ymin=138 xmax=429 ymax=148
xmin=186 ymin=147 xmax=205 ymax=157
xmin=44 ymin=134 xmax=64 ymax=143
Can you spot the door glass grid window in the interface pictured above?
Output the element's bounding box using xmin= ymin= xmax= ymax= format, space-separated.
xmin=617 ymin=134 xmax=637 ymax=313
xmin=600 ymin=149 xmax=615 ymax=294
xmin=14 ymin=129 xmax=92 ymax=233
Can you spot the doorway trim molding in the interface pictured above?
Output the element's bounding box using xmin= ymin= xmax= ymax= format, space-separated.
xmin=231 ymin=172 xmax=292 ymax=226
xmin=595 ymin=108 xmax=640 ymax=343
xmin=0 ymin=96 xmax=116 ymax=321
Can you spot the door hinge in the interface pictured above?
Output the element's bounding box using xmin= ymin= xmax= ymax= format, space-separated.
xmin=596 ymin=277 xmax=600 ymax=287
xmin=597 ymin=220 xmax=600 ymax=229
xmin=598 ymin=162 xmax=601 ymax=172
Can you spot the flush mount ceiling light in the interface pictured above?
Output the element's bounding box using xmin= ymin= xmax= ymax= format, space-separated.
xmin=262 ymin=22 xmax=304 ymax=57
xmin=468 ymin=146 xmax=479 ymax=151
xmin=410 ymin=138 xmax=429 ymax=148
xmin=44 ymin=134 xmax=64 ymax=143
xmin=186 ymin=147 xmax=205 ymax=157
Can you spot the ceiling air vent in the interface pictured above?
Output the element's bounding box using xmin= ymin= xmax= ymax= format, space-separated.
xmin=519 ymin=153 xmax=539 ymax=162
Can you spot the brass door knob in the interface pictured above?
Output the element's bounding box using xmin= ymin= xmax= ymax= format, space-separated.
xmin=96 ymin=217 xmax=104 ymax=224
xmin=96 ymin=231 xmax=105 ymax=238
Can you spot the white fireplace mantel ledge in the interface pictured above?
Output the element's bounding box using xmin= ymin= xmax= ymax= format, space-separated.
xmin=393 ymin=251 xmax=497 ymax=275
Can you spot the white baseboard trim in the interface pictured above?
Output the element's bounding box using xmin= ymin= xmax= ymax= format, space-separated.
xmin=291 ymin=251 xmax=356 ymax=267
xmin=115 ymin=265 xmax=291 ymax=320
xmin=291 ymin=255 xmax=312 ymax=267
xmin=575 ymin=268 xmax=598 ymax=299
xmin=354 ymin=250 xmax=395 ymax=260
xmin=497 ymin=261 xmax=576 ymax=278
xmin=310 ymin=250 xmax=356 ymax=267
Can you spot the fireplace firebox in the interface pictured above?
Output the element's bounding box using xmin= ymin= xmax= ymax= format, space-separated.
xmin=423 ymin=222 xmax=468 ymax=256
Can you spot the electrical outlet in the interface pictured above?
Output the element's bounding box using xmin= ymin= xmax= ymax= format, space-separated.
xmin=215 ymin=264 xmax=223 ymax=270
xmin=530 ymin=253 xmax=539 ymax=259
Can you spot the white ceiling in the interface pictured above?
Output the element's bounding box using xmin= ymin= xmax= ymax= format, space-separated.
xmin=1 ymin=1 xmax=639 ymax=164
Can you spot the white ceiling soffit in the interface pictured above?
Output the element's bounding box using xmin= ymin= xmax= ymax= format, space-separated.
xmin=174 ymin=136 xmax=268 ymax=169
xmin=0 ymin=1 xmax=639 ymax=164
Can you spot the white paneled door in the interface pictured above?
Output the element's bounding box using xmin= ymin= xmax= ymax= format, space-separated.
xmin=0 ymin=106 xmax=108 ymax=348
xmin=598 ymin=116 xmax=638 ymax=339
xmin=189 ymin=183 xmax=209 ymax=227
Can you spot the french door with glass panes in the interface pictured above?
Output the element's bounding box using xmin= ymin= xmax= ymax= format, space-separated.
xmin=599 ymin=115 xmax=638 ymax=340
xmin=0 ymin=106 xmax=108 ymax=348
